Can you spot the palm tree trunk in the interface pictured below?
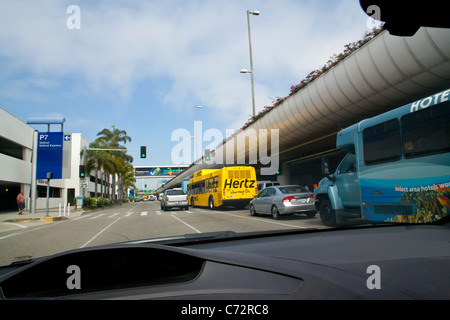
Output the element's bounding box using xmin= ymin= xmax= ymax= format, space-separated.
xmin=102 ymin=171 xmax=105 ymax=198
xmin=112 ymin=175 xmax=116 ymax=203
xmin=94 ymin=163 xmax=98 ymax=198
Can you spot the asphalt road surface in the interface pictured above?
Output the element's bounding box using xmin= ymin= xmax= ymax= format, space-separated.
xmin=0 ymin=201 xmax=328 ymax=266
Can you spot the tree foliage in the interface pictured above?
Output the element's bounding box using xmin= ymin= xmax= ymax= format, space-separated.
xmin=81 ymin=125 xmax=136 ymax=202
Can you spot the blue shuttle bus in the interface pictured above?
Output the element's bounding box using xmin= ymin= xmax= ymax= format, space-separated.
xmin=315 ymin=88 xmax=450 ymax=225
xmin=181 ymin=178 xmax=190 ymax=195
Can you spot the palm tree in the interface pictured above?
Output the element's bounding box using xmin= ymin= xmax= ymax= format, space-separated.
xmin=121 ymin=163 xmax=137 ymax=200
xmin=94 ymin=125 xmax=133 ymax=201
xmin=82 ymin=140 xmax=111 ymax=198
xmin=80 ymin=126 xmax=134 ymax=201
xmin=97 ymin=125 xmax=132 ymax=149
xmin=113 ymin=156 xmax=136 ymax=202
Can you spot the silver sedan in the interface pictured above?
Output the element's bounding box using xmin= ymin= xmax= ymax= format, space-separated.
xmin=249 ymin=185 xmax=316 ymax=219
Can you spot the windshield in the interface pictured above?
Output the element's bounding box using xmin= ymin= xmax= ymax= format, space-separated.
xmin=279 ymin=186 xmax=310 ymax=194
xmin=0 ymin=1 xmax=449 ymax=269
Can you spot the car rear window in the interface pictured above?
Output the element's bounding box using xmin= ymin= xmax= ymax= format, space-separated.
xmin=167 ymin=190 xmax=185 ymax=195
xmin=279 ymin=186 xmax=309 ymax=194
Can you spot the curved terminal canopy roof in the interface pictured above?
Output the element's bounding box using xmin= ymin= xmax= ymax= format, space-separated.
xmin=160 ymin=28 xmax=450 ymax=191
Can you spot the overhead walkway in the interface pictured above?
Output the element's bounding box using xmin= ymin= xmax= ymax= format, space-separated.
xmin=158 ymin=27 xmax=450 ymax=192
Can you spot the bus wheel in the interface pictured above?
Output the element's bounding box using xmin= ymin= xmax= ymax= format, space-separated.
xmin=250 ymin=204 xmax=257 ymax=216
xmin=209 ymin=196 xmax=215 ymax=210
xmin=271 ymin=205 xmax=279 ymax=219
xmin=319 ymin=200 xmax=337 ymax=226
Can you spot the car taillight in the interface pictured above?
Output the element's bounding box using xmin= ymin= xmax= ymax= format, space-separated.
xmin=282 ymin=196 xmax=295 ymax=203
xmin=309 ymin=195 xmax=314 ymax=199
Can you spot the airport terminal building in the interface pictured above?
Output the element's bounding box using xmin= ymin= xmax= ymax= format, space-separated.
xmin=0 ymin=107 xmax=112 ymax=212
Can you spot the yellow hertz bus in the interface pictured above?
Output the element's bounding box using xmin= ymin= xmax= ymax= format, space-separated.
xmin=188 ymin=166 xmax=258 ymax=209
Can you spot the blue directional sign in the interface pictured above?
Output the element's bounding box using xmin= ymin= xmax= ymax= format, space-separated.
xmin=37 ymin=132 xmax=63 ymax=179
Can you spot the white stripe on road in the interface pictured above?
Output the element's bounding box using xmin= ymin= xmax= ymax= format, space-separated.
xmin=0 ymin=232 xmax=21 ymax=240
xmin=90 ymin=213 xmax=106 ymax=219
xmin=2 ymin=222 xmax=27 ymax=229
xmin=213 ymin=211 xmax=307 ymax=229
xmin=80 ymin=218 xmax=121 ymax=248
xmin=72 ymin=215 xmax=89 ymax=220
xmin=141 ymin=211 xmax=148 ymax=216
xmin=125 ymin=211 xmax=134 ymax=217
xmin=0 ymin=221 xmax=65 ymax=240
xmin=108 ymin=212 xmax=121 ymax=218
xmin=171 ymin=215 xmax=201 ymax=233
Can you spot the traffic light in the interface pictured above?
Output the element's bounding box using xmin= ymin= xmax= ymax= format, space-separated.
xmin=276 ymin=166 xmax=282 ymax=175
xmin=140 ymin=146 xmax=147 ymax=158
xmin=205 ymin=149 xmax=211 ymax=161
xmin=79 ymin=165 xmax=86 ymax=178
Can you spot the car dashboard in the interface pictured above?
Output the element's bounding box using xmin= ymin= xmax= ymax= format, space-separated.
xmin=0 ymin=221 xmax=449 ymax=300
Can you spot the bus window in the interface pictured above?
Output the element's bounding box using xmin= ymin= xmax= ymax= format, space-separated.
xmin=193 ymin=183 xmax=198 ymax=195
xmin=363 ymin=119 xmax=401 ymax=165
xmin=401 ymin=103 xmax=450 ymax=158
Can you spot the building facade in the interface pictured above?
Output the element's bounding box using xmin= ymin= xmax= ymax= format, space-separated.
xmin=0 ymin=107 xmax=113 ymax=212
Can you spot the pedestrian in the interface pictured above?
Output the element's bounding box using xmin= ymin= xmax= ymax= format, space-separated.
xmin=17 ymin=191 xmax=25 ymax=215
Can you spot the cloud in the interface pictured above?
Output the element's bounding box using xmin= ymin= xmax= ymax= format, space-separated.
xmin=0 ymin=0 xmax=372 ymax=132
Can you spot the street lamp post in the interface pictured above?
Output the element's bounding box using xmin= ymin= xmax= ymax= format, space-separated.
xmin=242 ymin=10 xmax=259 ymax=118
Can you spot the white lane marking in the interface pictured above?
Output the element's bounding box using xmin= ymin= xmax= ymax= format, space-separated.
xmin=125 ymin=211 xmax=134 ymax=217
xmin=108 ymin=212 xmax=121 ymax=218
xmin=90 ymin=213 xmax=106 ymax=220
xmin=72 ymin=215 xmax=89 ymax=220
xmin=0 ymin=220 xmax=67 ymax=240
xmin=80 ymin=218 xmax=121 ymax=248
xmin=209 ymin=211 xmax=307 ymax=229
xmin=141 ymin=211 xmax=148 ymax=216
xmin=0 ymin=232 xmax=21 ymax=240
xmin=2 ymin=222 xmax=27 ymax=229
xmin=171 ymin=215 xmax=201 ymax=233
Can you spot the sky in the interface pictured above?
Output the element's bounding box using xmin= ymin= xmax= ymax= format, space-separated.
xmin=0 ymin=0 xmax=378 ymax=167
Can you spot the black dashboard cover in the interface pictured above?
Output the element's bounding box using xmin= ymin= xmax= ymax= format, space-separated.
xmin=0 ymin=222 xmax=449 ymax=299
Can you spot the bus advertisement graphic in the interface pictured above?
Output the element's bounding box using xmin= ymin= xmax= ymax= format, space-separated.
xmin=360 ymin=176 xmax=450 ymax=223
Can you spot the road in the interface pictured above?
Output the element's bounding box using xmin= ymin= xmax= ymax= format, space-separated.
xmin=0 ymin=201 xmax=328 ymax=266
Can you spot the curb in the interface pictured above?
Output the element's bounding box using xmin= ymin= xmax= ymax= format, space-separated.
xmin=4 ymin=217 xmax=68 ymax=223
